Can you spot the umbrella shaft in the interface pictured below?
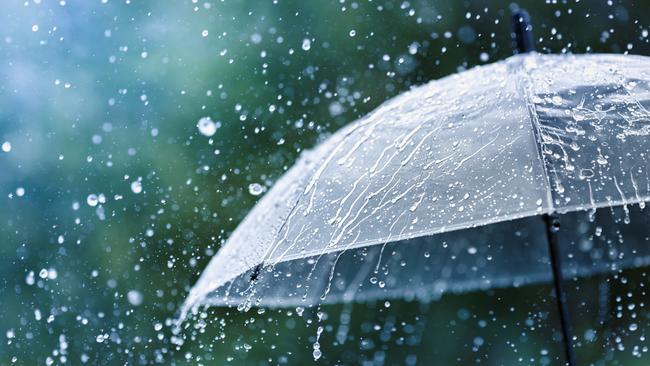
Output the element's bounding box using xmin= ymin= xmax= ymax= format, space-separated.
xmin=544 ymin=214 xmax=577 ymax=366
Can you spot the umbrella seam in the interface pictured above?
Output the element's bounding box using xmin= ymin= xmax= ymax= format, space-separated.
xmin=517 ymin=53 xmax=556 ymax=214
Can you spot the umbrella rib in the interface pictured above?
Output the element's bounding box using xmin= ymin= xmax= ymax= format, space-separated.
xmin=517 ymin=57 xmax=555 ymax=213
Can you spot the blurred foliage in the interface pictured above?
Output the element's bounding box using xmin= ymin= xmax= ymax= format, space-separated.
xmin=2 ymin=0 xmax=650 ymax=365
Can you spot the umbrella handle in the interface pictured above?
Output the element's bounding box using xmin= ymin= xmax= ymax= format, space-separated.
xmin=512 ymin=9 xmax=535 ymax=54
xmin=544 ymin=214 xmax=577 ymax=366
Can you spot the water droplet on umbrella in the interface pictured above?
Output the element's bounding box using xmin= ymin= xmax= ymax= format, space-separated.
xmin=579 ymin=169 xmax=594 ymax=180
xmin=551 ymin=95 xmax=563 ymax=105
xmin=295 ymin=307 xmax=305 ymax=316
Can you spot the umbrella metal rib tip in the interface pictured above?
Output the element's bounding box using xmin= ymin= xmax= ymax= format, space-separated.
xmin=249 ymin=263 xmax=263 ymax=283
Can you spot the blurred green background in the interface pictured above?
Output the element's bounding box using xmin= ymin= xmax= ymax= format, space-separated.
xmin=2 ymin=0 xmax=650 ymax=365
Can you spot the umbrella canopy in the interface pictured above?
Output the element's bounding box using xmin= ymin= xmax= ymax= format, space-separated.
xmin=183 ymin=52 xmax=650 ymax=315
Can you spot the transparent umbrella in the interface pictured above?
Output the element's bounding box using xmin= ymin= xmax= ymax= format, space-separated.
xmin=183 ymin=11 xmax=650 ymax=366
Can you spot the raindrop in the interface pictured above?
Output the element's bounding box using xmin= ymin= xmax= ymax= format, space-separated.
xmin=87 ymin=194 xmax=98 ymax=207
xmin=250 ymin=33 xmax=262 ymax=44
xmin=25 ymin=271 xmax=35 ymax=285
xmin=312 ymin=326 xmax=323 ymax=361
xmin=248 ymin=183 xmax=264 ymax=196
xmin=584 ymin=329 xmax=596 ymax=342
xmin=329 ymin=102 xmax=344 ymax=117
xmin=312 ymin=348 xmax=322 ymax=361
xmin=595 ymin=226 xmax=603 ymax=237
xmin=457 ymin=26 xmax=476 ymax=43
xmin=550 ymin=219 xmax=561 ymax=232
xmin=127 ymin=290 xmax=143 ymax=306
xmin=301 ymin=38 xmax=311 ymax=51
xmin=130 ymin=181 xmax=142 ymax=194
xmin=197 ymin=117 xmax=217 ymax=137
xmin=408 ymin=42 xmax=418 ymax=55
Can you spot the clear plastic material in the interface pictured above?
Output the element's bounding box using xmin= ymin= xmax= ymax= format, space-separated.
xmin=525 ymin=54 xmax=650 ymax=211
xmin=184 ymin=53 xmax=650 ymax=313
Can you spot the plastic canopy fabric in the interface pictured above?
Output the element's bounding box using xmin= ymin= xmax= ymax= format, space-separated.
xmin=183 ymin=53 xmax=650 ymax=314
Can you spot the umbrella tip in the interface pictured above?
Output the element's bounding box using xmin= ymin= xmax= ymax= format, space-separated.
xmin=249 ymin=263 xmax=263 ymax=283
xmin=511 ymin=8 xmax=535 ymax=54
